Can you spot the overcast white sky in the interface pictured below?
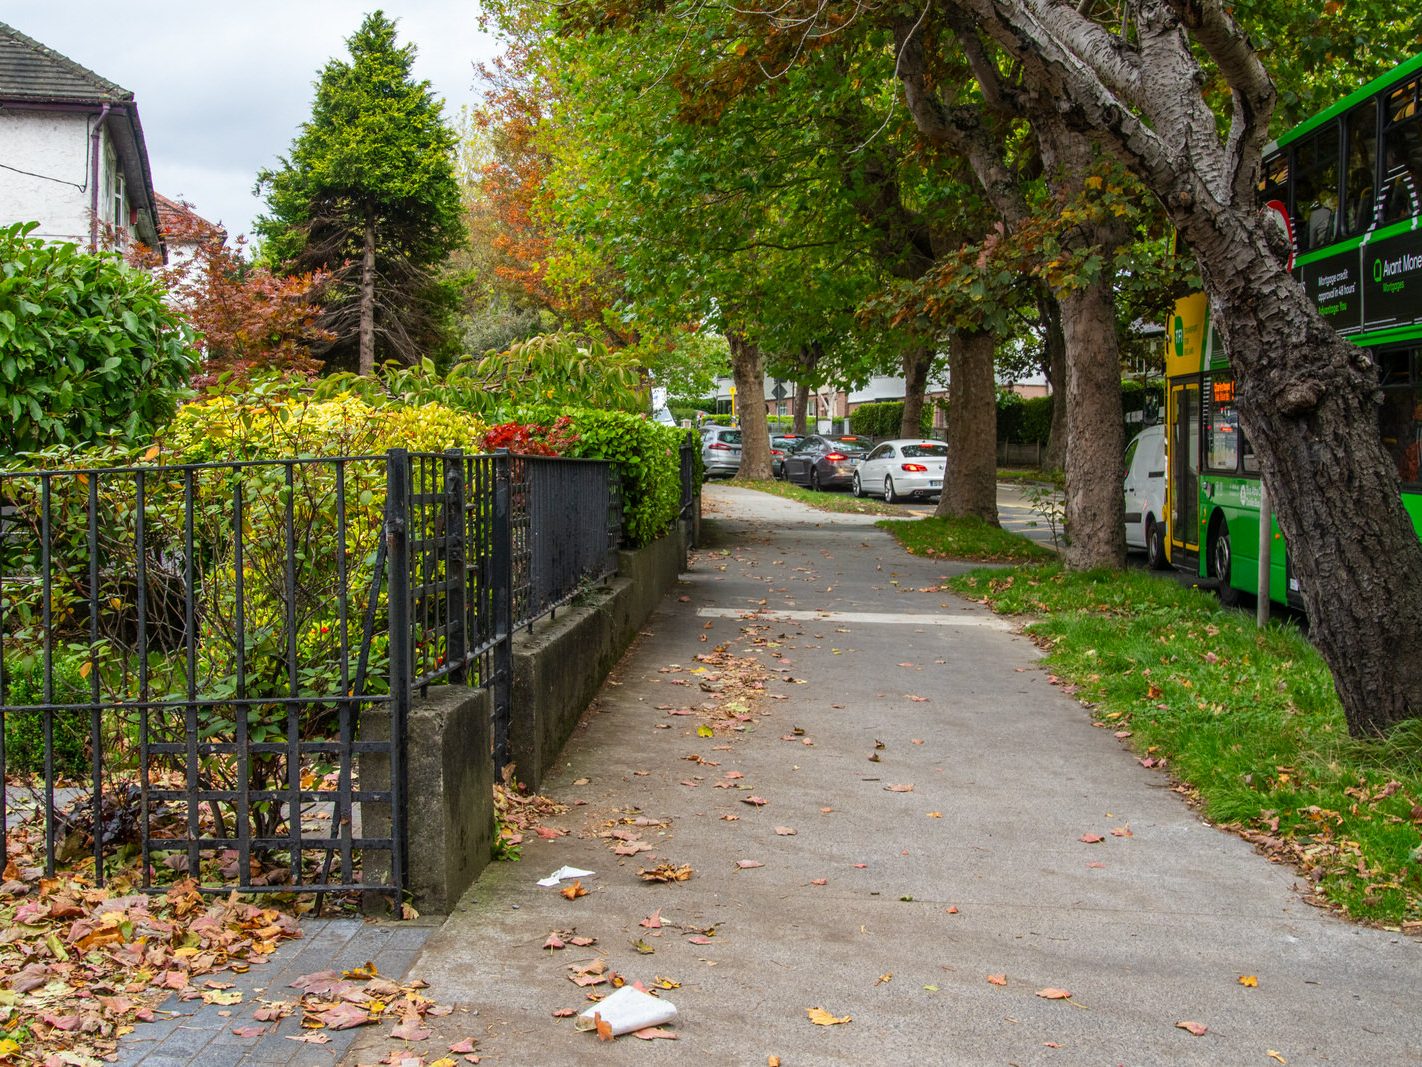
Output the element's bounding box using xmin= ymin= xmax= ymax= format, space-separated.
xmin=7 ymin=1 xmax=497 ymax=240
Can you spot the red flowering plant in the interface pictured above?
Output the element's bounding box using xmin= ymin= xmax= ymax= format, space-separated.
xmin=479 ymin=416 xmax=578 ymax=456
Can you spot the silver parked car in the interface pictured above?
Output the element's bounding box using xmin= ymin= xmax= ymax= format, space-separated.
xmin=700 ymin=427 xmax=743 ymax=478
xmin=852 ymin=440 xmax=948 ymax=502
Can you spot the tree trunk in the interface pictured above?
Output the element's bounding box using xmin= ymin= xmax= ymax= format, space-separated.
xmin=937 ymin=328 xmax=998 ymax=523
xmin=1058 ymin=278 xmax=1125 ymax=569
xmin=792 ymin=385 xmax=809 ymax=434
xmin=901 ymin=345 xmax=935 ymax=438
xmin=1038 ymin=286 xmax=1068 ymax=471
xmin=900 ymin=0 xmax=1422 ymax=733
xmin=359 ymin=214 xmax=376 ymax=376
xmin=727 ymin=332 xmax=772 ymax=480
xmin=1193 ymin=214 xmax=1422 ymax=736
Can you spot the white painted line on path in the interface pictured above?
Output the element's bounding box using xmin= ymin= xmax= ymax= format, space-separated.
xmin=696 ymin=607 xmax=1012 ymax=630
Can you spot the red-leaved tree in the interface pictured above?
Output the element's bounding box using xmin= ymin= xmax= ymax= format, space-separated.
xmin=130 ymin=202 xmax=332 ymax=387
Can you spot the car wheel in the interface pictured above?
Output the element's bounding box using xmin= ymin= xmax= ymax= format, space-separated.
xmin=1212 ymin=523 xmax=1241 ymax=606
xmin=884 ymin=476 xmax=900 ymax=503
xmin=852 ymin=473 xmax=863 ymax=498
xmin=1146 ymin=518 xmax=1169 ymax=571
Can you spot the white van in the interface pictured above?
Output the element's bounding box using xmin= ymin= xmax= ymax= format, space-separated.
xmin=1123 ymin=424 xmax=1169 ymax=569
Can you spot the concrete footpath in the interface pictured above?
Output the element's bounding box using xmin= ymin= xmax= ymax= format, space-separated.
xmin=338 ymin=485 xmax=1419 ymax=1065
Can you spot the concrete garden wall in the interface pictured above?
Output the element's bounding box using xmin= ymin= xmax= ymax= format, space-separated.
xmin=362 ymin=526 xmax=687 ymax=913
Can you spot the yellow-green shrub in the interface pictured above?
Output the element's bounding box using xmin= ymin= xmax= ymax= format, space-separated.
xmin=160 ymin=393 xmax=486 ymax=462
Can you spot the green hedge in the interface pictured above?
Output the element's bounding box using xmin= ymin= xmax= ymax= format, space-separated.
xmin=996 ymin=393 xmax=1053 ymax=444
xmin=850 ymin=401 xmax=931 ymax=438
xmin=516 ymin=408 xmax=695 ymax=547
xmin=997 ymin=383 xmax=1164 ymax=445
xmin=0 ymin=222 xmax=196 ymax=454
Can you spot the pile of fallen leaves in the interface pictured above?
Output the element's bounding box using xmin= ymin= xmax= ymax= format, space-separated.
xmin=654 ymin=641 xmax=772 ymax=734
xmin=493 ymin=780 xmax=569 ymax=853
xmin=0 ymin=868 xmax=300 ymax=1065
xmin=278 ymin=964 xmax=482 ymax=1064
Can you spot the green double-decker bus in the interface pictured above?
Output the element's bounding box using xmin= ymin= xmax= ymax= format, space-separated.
xmin=1165 ymin=52 xmax=1422 ymax=605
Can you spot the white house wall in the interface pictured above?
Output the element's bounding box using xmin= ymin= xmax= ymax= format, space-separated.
xmin=0 ymin=108 xmax=132 ymax=246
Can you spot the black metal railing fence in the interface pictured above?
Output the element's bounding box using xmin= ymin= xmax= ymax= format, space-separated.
xmin=0 ymin=447 xmax=621 ymax=906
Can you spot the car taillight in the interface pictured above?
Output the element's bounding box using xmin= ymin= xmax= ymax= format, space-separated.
xmin=770 ymin=448 xmax=783 ymax=456
xmin=825 ymin=452 xmax=847 ymax=462
xmin=901 ymin=463 xmax=928 ymax=472
xmin=709 ymin=442 xmax=733 ymax=450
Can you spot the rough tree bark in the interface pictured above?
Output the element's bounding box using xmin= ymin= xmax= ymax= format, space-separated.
xmin=727 ymin=332 xmax=772 ymax=479
xmin=1038 ymin=122 xmax=1128 ymax=569
xmin=937 ymin=328 xmax=999 ymax=522
xmin=945 ymin=0 xmax=1422 ymax=734
xmin=1037 ymin=286 xmax=1068 ymax=471
xmin=787 ymin=343 xmax=822 ymax=437
xmin=1057 ymin=278 xmax=1125 ymax=567
xmin=901 ymin=345 xmax=936 ymax=438
xmin=359 ymin=214 xmax=377 ymax=376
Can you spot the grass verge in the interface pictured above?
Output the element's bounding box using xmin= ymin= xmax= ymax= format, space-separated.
xmin=881 ymin=515 xmax=1056 ymax=563
xmin=952 ymin=563 xmax=1422 ymax=928
xmin=997 ymin=466 xmax=1065 ymax=488
xmin=723 ymin=477 xmax=902 ymax=516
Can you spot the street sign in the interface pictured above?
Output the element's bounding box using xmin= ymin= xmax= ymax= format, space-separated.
xmin=771 ymin=382 xmax=787 ymax=401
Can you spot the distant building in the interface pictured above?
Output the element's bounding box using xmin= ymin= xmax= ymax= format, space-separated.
xmin=0 ymin=19 xmax=161 ymax=253
xmin=712 ymin=371 xmax=1049 ymax=432
xmin=152 ymin=192 xmax=222 ymax=282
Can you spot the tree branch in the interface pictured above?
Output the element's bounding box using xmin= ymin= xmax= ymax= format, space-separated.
xmin=1157 ymin=0 xmax=1276 ymax=205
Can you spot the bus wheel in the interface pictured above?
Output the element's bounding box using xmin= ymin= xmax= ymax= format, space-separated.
xmin=1212 ymin=524 xmax=1241 ymax=606
xmin=1146 ymin=518 xmax=1169 ymax=571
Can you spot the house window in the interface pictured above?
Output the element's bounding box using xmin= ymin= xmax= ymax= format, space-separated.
xmin=112 ymin=171 xmax=126 ymax=236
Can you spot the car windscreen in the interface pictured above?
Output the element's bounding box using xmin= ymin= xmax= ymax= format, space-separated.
xmin=827 ymin=437 xmax=867 ymax=454
xmin=901 ymin=444 xmax=948 ymax=458
xmin=718 ymin=430 xmax=743 ymax=444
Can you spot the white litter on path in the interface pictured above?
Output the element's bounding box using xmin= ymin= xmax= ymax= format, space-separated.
xmin=574 ymin=985 xmax=678 ymax=1037
xmin=536 ymin=865 xmax=595 ymax=887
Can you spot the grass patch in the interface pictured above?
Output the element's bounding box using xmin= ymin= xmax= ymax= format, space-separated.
xmin=997 ymin=466 xmax=1064 ymax=488
xmin=953 ymin=563 xmax=1422 ymax=928
xmin=724 ymin=477 xmax=902 ymax=516
xmin=881 ymin=515 xmax=1056 ymax=563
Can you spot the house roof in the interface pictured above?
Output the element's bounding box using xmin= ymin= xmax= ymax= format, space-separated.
xmin=0 ymin=20 xmax=161 ymax=252
xmin=154 ymin=193 xmax=224 ymax=244
xmin=0 ymin=20 xmax=133 ymax=104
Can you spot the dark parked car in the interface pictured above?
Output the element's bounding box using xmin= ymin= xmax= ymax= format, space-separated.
xmin=769 ymin=434 xmax=804 ymax=479
xmin=781 ymin=434 xmax=869 ymax=491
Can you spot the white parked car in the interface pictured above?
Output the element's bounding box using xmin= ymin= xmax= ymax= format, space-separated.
xmin=1124 ymin=424 xmax=1169 ymax=569
xmin=852 ymin=440 xmax=948 ymax=502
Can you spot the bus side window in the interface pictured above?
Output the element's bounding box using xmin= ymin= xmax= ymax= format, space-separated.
xmin=1293 ymin=124 xmax=1340 ymax=252
xmin=1344 ymin=102 xmax=1378 ymax=235
xmin=1382 ymin=80 xmax=1422 ymax=225
xmin=1242 ymin=432 xmax=1259 ymax=474
xmin=1207 ymin=375 xmax=1241 ymax=473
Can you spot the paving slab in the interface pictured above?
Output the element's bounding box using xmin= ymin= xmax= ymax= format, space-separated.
xmin=343 ymin=484 xmax=1420 ymax=1065
xmin=114 ymin=916 xmax=437 ymax=1067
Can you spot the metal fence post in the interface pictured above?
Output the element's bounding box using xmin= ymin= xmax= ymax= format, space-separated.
xmin=444 ymin=450 xmax=468 ymax=685
xmin=385 ymin=449 xmax=412 ymax=909
xmin=492 ymin=449 xmax=514 ymax=777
